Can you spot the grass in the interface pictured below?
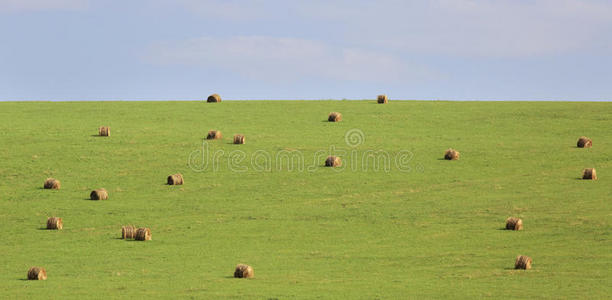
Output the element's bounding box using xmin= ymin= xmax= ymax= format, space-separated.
xmin=0 ymin=100 xmax=610 ymax=299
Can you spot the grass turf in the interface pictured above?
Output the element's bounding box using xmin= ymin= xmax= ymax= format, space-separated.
xmin=0 ymin=100 xmax=610 ymax=298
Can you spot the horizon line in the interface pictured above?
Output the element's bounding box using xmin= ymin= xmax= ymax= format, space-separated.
xmin=1 ymin=98 xmax=611 ymax=102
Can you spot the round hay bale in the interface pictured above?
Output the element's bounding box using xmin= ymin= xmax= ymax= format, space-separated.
xmin=207 ymin=94 xmax=221 ymax=103
xmin=99 ymin=126 xmax=110 ymax=137
xmin=207 ymin=130 xmax=222 ymax=140
xmin=167 ymin=173 xmax=184 ymax=185
xmin=577 ymin=136 xmax=592 ymax=148
xmin=135 ymin=227 xmax=152 ymax=241
xmin=505 ymin=217 xmax=523 ymax=230
xmin=46 ymin=217 xmax=63 ymax=230
xmin=514 ymin=255 xmax=532 ymax=270
xmin=43 ymin=178 xmax=61 ymax=190
xmin=233 ymin=134 xmax=246 ymax=144
xmin=325 ymin=156 xmax=342 ymax=167
xmin=234 ymin=264 xmax=254 ymax=278
xmin=377 ymin=94 xmax=388 ymax=104
xmin=121 ymin=225 xmax=137 ymax=239
xmin=582 ymin=168 xmax=597 ymax=180
xmin=90 ymin=188 xmax=108 ymax=200
xmin=328 ymin=112 xmax=342 ymax=122
xmin=444 ymin=149 xmax=460 ymax=160
xmin=27 ymin=267 xmax=47 ymax=280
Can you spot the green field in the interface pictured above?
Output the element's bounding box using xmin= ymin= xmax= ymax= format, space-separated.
xmin=0 ymin=101 xmax=610 ymax=299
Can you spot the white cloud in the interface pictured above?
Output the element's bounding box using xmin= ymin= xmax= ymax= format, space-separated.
xmin=163 ymin=0 xmax=271 ymax=21
xmin=296 ymin=0 xmax=612 ymax=57
xmin=0 ymin=0 xmax=88 ymax=12
xmin=145 ymin=36 xmax=438 ymax=83
xmin=163 ymin=0 xmax=612 ymax=58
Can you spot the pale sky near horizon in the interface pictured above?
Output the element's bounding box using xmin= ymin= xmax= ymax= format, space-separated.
xmin=1 ymin=0 xmax=611 ymax=101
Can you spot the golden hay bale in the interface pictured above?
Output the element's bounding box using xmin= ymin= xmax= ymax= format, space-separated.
xmin=46 ymin=217 xmax=63 ymax=230
xmin=135 ymin=227 xmax=152 ymax=241
xmin=43 ymin=178 xmax=61 ymax=190
xmin=577 ymin=136 xmax=592 ymax=148
xmin=515 ymin=255 xmax=532 ymax=270
xmin=233 ymin=134 xmax=246 ymax=144
xmin=99 ymin=126 xmax=111 ymax=136
xmin=377 ymin=94 xmax=388 ymax=104
xmin=234 ymin=264 xmax=254 ymax=278
xmin=505 ymin=217 xmax=523 ymax=230
xmin=582 ymin=168 xmax=597 ymax=180
xmin=328 ymin=112 xmax=342 ymax=122
xmin=121 ymin=225 xmax=137 ymax=239
xmin=207 ymin=130 xmax=222 ymax=140
xmin=27 ymin=267 xmax=47 ymax=280
xmin=167 ymin=173 xmax=184 ymax=185
xmin=325 ymin=156 xmax=342 ymax=167
xmin=90 ymin=188 xmax=108 ymax=200
xmin=207 ymin=94 xmax=221 ymax=103
xmin=444 ymin=149 xmax=460 ymax=160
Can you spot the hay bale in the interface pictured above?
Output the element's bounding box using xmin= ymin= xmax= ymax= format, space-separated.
xmin=233 ymin=134 xmax=246 ymax=144
xmin=514 ymin=255 xmax=532 ymax=270
xmin=99 ymin=126 xmax=111 ymax=137
xmin=505 ymin=217 xmax=523 ymax=230
xmin=43 ymin=178 xmax=61 ymax=190
xmin=582 ymin=168 xmax=597 ymax=180
xmin=577 ymin=136 xmax=592 ymax=148
xmin=27 ymin=267 xmax=47 ymax=280
xmin=135 ymin=227 xmax=152 ymax=241
xmin=46 ymin=217 xmax=63 ymax=230
xmin=444 ymin=149 xmax=460 ymax=160
xmin=234 ymin=264 xmax=254 ymax=278
xmin=328 ymin=112 xmax=342 ymax=122
xmin=167 ymin=173 xmax=184 ymax=185
xmin=325 ymin=156 xmax=342 ymax=167
xmin=207 ymin=94 xmax=221 ymax=103
xmin=90 ymin=188 xmax=108 ymax=200
xmin=121 ymin=225 xmax=137 ymax=239
xmin=207 ymin=130 xmax=222 ymax=140
xmin=377 ymin=94 xmax=388 ymax=104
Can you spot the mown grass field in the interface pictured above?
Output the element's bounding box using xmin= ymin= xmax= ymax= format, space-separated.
xmin=0 ymin=100 xmax=610 ymax=299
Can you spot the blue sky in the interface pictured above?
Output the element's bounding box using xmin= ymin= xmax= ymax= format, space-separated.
xmin=1 ymin=0 xmax=611 ymax=101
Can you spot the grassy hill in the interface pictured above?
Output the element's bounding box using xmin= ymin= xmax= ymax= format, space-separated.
xmin=0 ymin=100 xmax=610 ymax=298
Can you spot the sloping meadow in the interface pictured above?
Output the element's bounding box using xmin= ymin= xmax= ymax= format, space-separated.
xmin=0 ymin=100 xmax=610 ymax=298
